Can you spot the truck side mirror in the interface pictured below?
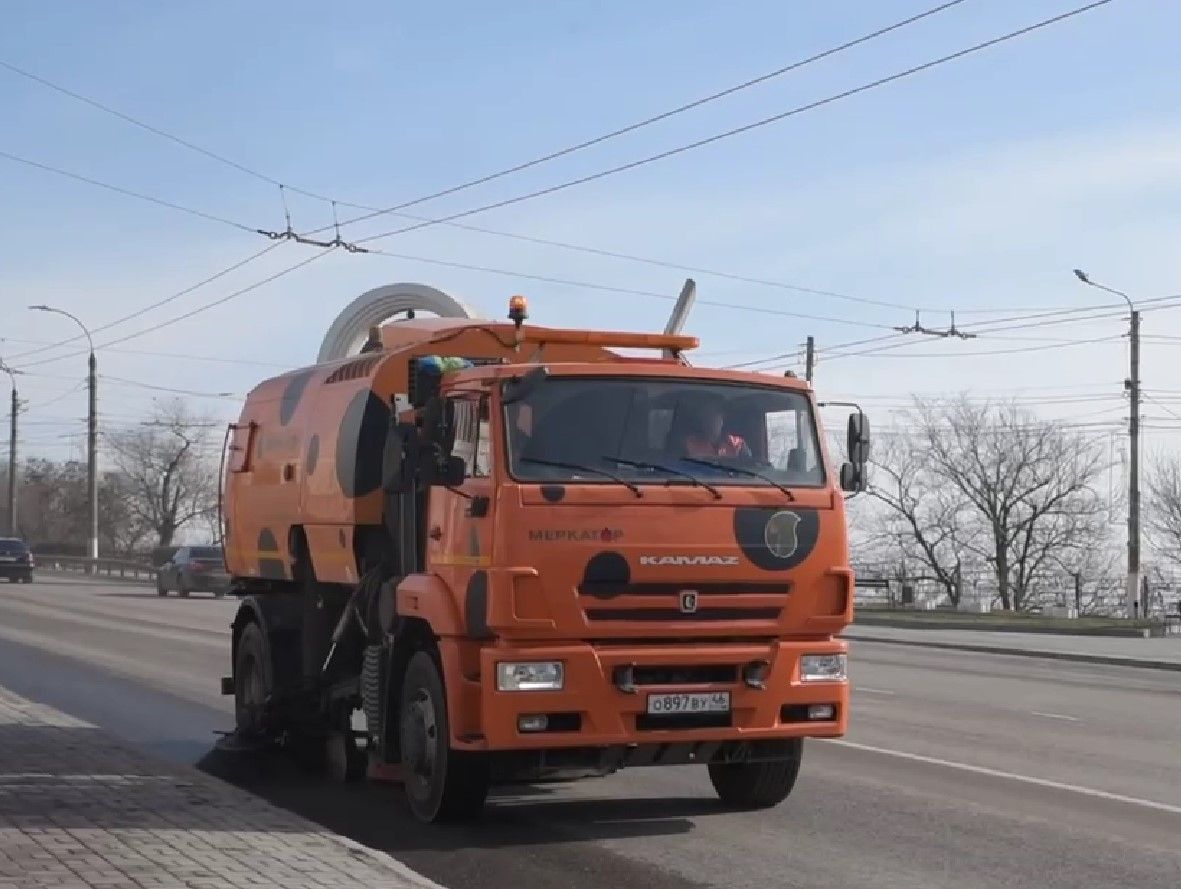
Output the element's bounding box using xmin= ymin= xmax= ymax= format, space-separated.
xmin=846 ymin=412 xmax=870 ymax=465
xmin=421 ymin=397 xmax=456 ymax=456
xmin=433 ymin=455 xmax=466 ymax=488
xmin=839 ymin=461 xmax=866 ymax=493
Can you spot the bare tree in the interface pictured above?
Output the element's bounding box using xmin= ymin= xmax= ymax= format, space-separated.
xmin=1146 ymin=453 xmax=1181 ymax=560
xmin=106 ymin=399 xmax=219 ymax=547
xmin=865 ymin=431 xmax=976 ymax=605
xmin=915 ymin=398 xmax=1107 ymax=610
xmin=7 ymin=459 xmax=147 ymax=554
xmin=15 ymin=458 xmax=88 ymax=548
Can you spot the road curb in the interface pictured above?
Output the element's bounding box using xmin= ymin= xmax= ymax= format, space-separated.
xmin=844 ymin=633 xmax=1181 ymax=672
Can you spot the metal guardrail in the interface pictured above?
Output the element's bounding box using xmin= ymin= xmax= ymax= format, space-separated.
xmin=36 ymin=554 xmax=157 ymax=581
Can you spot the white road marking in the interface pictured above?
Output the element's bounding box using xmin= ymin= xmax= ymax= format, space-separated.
xmin=828 ymin=739 xmax=1181 ymax=816
xmin=855 ymin=686 xmax=896 ymax=696
xmin=1030 ymin=711 xmax=1079 ymax=721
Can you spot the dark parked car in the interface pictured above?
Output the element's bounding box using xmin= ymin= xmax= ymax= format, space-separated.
xmin=0 ymin=538 xmax=34 ymax=583
xmin=156 ymin=545 xmax=229 ymax=597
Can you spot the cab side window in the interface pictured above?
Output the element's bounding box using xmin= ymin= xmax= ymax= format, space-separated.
xmin=451 ymin=396 xmax=490 ymax=479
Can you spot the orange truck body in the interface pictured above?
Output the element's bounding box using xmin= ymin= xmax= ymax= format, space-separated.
xmin=222 ymin=312 xmax=857 ymax=819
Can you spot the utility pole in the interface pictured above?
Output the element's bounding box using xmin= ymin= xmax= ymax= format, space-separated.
xmin=2 ymin=364 xmax=16 ymax=536
xmin=30 ymin=305 xmax=98 ymax=564
xmin=805 ymin=336 xmax=815 ymax=383
xmin=1129 ymin=307 xmax=1141 ymax=617
xmin=87 ymin=348 xmax=98 ymax=562
xmin=1074 ymin=270 xmax=1140 ymax=617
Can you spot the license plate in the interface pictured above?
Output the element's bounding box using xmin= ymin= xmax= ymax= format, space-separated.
xmin=646 ymin=691 xmax=731 ymax=715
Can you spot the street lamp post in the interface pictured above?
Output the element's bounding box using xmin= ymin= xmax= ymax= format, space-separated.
xmin=29 ymin=305 xmax=98 ymax=563
xmin=1 ymin=362 xmax=17 ymax=536
xmin=1073 ymin=270 xmax=1141 ymax=618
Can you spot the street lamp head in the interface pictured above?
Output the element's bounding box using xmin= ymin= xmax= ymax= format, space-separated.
xmin=1072 ymin=269 xmax=1090 ymax=284
xmin=28 ymin=304 xmax=50 ymax=311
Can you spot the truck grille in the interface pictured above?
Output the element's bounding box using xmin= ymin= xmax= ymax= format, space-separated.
xmin=631 ymin=664 xmax=737 ymax=685
xmin=577 ymin=580 xmax=789 ymax=624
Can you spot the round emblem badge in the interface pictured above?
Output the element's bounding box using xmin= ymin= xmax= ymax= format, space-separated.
xmin=764 ymin=511 xmax=801 ymax=559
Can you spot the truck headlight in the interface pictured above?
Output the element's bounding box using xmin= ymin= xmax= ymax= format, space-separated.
xmin=800 ymin=653 xmax=847 ymax=682
xmin=496 ymin=661 xmax=564 ymax=692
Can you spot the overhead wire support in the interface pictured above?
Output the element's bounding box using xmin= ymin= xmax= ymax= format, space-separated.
xmin=897 ymin=310 xmax=978 ymax=339
xmin=256 ymin=186 xmax=369 ymax=252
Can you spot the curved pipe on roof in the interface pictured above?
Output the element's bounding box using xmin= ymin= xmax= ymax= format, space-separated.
xmin=317 ymin=282 xmax=478 ymax=363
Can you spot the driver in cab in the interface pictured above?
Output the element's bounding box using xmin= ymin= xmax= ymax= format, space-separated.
xmin=680 ymin=403 xmax=750 ymax=458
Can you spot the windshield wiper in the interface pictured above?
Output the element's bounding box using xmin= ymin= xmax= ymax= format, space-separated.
xmin=604 ymin=455 xmax=722 ymax=500
xmin=680 ymin=457 xmax=795 ymax=501
xmin=520 ymin=456 xmax=642 ymax=498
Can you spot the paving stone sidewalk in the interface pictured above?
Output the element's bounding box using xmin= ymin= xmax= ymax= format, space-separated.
xmin=0 ymin=685 xmax=436 ymax=889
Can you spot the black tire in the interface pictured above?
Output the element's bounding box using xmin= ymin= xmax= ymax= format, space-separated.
xmin=708 ymin=739 xmax=803 ymax=809
xmin=234 ymin=622 xmax=270 ymax=738
xmin=20 ymin=575 xmax=32 ymax=584
xmin=156 ymin=575 xmax=168 ymax=596
xmin=326 ymin=728 xmax=367 ymax=783
xmin=178 ymin=576 xmax=190 ymax=598
xmin=398 ymin=650 xmax=489 ymax=823
xmin=6 ymin=577 xmax=16 ymax=584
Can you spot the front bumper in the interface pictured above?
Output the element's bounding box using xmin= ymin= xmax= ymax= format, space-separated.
xmin=0 ymin=564 xmax=32 ymax=578
xmin=474 ymin=638 xmax=848 ymax=751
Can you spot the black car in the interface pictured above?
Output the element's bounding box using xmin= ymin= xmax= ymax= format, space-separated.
xmin=156 ymin=545 xmax=229 ymax=597
xmin=0 ymin=538 xmax=34 ymax=583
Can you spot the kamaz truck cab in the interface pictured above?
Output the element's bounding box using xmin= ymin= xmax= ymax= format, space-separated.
xmin=222 ymin=297 xmax=868 ymax=822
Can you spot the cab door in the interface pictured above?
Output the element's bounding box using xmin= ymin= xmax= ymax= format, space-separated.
xmin=426 ymin=393 xmax=496 ymax=597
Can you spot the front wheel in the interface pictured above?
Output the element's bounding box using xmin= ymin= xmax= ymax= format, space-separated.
xmin=708 ymin=739 xmax=803 ymax=809
xmin=156 ymin=575 xmax=168 ymax=596
xmin=399 ymin=650 xmax=489 ymax=823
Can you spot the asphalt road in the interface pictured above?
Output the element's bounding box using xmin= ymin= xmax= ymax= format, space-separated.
xmin=2 ymin=575 xmax=1180 ymax=889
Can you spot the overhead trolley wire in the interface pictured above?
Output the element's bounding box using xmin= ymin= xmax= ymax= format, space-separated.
xmin=351 ymin=1 xmax=1118 ymax=246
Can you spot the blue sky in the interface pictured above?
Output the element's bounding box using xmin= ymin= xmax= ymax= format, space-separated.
xmin=2 ymin=0 xmax=1179 ymax=457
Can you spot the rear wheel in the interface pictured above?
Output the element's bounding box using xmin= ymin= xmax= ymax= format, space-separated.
xmin=399 ymin=650 xmax=489 ymax=822
xmin=234 ymin=623 xmax=270 ymax=738
xmin=20 ymin=575 xmax=32 ymax=584
xmin=156 ymin=574 xmax=168 ymax=596
xmin=708 ymin=739 xmax=803 ymax=809
xmin=178 ymin=576 xmax=190 ymax=598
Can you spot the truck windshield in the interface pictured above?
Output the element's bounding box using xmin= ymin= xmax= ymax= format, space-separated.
xmin=503 ymin=377 xmax=824 ymax=488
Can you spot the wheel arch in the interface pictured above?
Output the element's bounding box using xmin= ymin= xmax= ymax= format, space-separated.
xmin=230 ymin=592 xmax=303 ymax=698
